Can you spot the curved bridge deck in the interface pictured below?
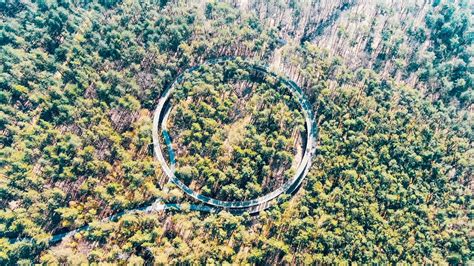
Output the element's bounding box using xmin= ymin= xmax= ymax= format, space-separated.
xmin=152 ymin=58 xmax=317 ymax=213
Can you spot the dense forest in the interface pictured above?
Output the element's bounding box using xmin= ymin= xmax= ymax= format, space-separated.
xmin=169 ymin=61 xmax=305 ymax=201
xmin=0 ymin=0 xmax=472 ymax=264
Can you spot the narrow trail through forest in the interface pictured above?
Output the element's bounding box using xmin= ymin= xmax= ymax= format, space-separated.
xmin=9 ymin=58 xmax=318 ymax=247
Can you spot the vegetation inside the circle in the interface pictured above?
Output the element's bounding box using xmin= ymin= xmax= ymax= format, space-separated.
xmin=167 ymin=61 xmax=305 ymax=201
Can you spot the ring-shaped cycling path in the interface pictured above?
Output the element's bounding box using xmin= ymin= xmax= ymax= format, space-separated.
xmin=153 ymin=58 xmax=317 ymax=214
xmin=7 ymin=58 xmax=317 ymax=245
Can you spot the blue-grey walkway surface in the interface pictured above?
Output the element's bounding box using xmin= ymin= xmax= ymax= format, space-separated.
xmin=7 ymin=58 xmax=317 ymax=246
xmin=152 ymin=58 xmax=317 ymax=213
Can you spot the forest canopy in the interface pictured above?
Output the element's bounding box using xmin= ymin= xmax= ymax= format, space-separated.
xmin=168 ymin=61 xmax=305 ymax=201
xmin=0 ymin=0 xmax=472 ymax=264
